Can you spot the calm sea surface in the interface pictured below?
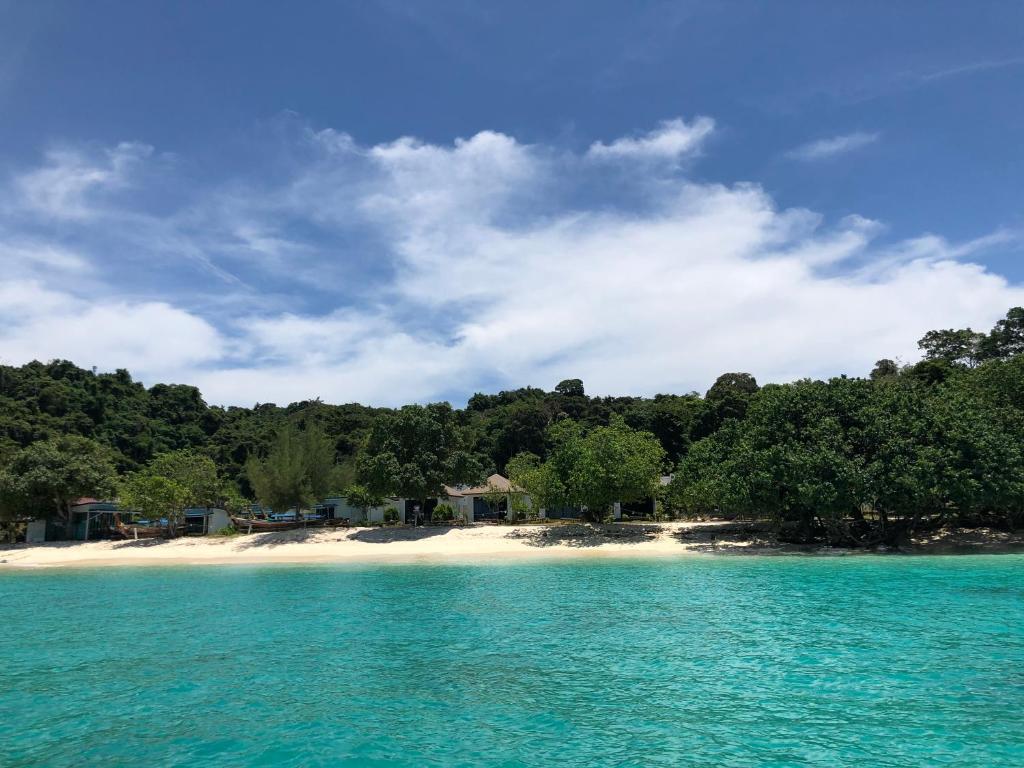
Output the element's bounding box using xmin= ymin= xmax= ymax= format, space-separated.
xmin=1 ymin=555 xmax=1023 ymax=767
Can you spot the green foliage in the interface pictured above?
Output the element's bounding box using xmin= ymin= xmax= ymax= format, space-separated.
xmin=147 ymin=450 xmax=221 ymax=508
xmin=509 ymin=494 xmax=534 ymax=521
xmin=357 ymin=403 xmax=483 ymax=503
xmin=383 ymin=507 xmax=400 ymax=525
xmin=981 ymin=307 xmax=1024 ymax=360
xmin=246 ymin=423 xmax=336 ymax=514
xmin=918 ymin=328 xmax=985 ymax=367
xmin=481 ymin=484 xmax=508 ymax=515
xmin=433 ymin=502 xmax=457 ymax=521
xmin=0 ymin=435 xmax=117 ymax=523
xmin=119 ymin=473 xmax=190 ymax=528
xmin=513 ymin=416 xmax=665 ymax=522
xmin=705 ymin=372 xmax=759 ymax=426
xmin=554 ymin=378 xmax=585 ymax=397
xmin=344 ymin=484 xmax=385 ymax=516
xmin=870 ymin=359 xmax=900 ymax=380
xmin=220 ymin=487 xmax=250 ymax=515
xmin=671 ymin=368 xmax=1024 ymax=543
xmin=506 ymin=452 xmax=563 ymax=513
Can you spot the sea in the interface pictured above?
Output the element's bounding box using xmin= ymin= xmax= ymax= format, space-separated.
xmin=2 ymin=554 xmax=1023 ymax=766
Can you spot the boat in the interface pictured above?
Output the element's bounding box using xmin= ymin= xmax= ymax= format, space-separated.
xmin=230 ymin=515 xmax=332 ymax=533
xmin=113 ymin=514 xmax=180 ymax=540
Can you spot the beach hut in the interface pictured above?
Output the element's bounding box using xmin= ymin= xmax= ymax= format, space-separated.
xmin=69 ymin=498 xmax=120 ymax=540
xmin=182 ymin=507 xmax=232 ymax=535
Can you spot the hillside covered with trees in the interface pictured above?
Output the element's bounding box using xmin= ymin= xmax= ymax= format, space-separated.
xmin=2 ymin=308 xmax=1024 ymax=545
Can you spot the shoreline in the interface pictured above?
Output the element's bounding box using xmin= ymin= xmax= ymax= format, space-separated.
xmin=2 ymin=520 xmax=1023 ymax=569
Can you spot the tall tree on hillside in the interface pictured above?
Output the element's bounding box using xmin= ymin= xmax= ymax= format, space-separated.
xmin=870 ymin=359 xmax=901 ymax=380
xmin=980 ymin=307 xmax=1024 ymax=360
xmin=485 ymin=400 xmax=550 ymax=472
xmin=624 ymin=394 xmax=708 ymax=466
xmin=918 ymin=328 xmax=985 ymax=367
xmin=357 ymin=403 xmax=483 ymax=520
xmin=245 ymin=423 xmax=335 ymax=516
xmin=553 ymin=378 xmax=585 ymax=398
xmin=704 ymin=372 xmax=759 ymax=427
xmin=0 ymin=436 xmax=117 ymax=529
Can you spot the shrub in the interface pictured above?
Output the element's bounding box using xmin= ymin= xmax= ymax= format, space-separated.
xmin=433 ymin=502 xmax=456 ymax=522
xmin=383 ymin=508 xmax=399 ymax=525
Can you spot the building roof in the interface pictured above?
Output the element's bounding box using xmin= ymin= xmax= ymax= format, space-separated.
xmin=456 ymin=473 xmax=515 ymax=496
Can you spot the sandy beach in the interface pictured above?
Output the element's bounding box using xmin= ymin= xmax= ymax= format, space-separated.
xmin=0 ymin=521 xmax=714 ymax=569
xmin=2 ymin=520 xmax=1022 ymax=569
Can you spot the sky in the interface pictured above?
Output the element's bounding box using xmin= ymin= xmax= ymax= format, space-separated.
xmin=1 ymin=1 xmax=1023 ymax=407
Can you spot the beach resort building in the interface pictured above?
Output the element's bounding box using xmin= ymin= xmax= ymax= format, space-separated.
xmin=317 ymin=474 xmax=527 ymax=525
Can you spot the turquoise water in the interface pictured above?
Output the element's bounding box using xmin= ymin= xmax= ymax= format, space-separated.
xmin=2 ymin=556 xmax=1023 ymax=767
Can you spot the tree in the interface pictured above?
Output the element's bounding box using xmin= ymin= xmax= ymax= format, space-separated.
xmin=147 ymin=450 xmax=222 ymax=508
xmin=980 ymin=307 xmax=1024 ymax=360
xmin=343 ymin=483 xmax=385 ymax=523
xmin=118 ymin=473 xmax=190 ymax=533
xmin=624 ymin=394 xmax=708 ymax=466
xmin=918 ymin=328 xmax=984 ymax=367
xmin=0 ymin=436 xmax=117 ymax=528
xmin=483 ymin=400 xmax=550 ymax=472
xmin=220 ymin=486 xmax=250 ymax=516
xmin=705 ymin=372 xmax=759 ymax=425
xmin=482 ymin=482 xmax=509 ymax=521
xmin=674 ymin=378 xmax=871 ymax=542
xmin=358 ymin=403 xmax=483 ymax=523
xmin=506 ymin=452 xmax=563 ymax=516
xmin=870 ymin=359 xmax=900 ymax=380
xmin=553 ymin=378 xmax=585 ymax=398
xmin=527 ymin=416 xmax=665 ymax=522
xmin=245 ymin=423 xmax=336 ymax=517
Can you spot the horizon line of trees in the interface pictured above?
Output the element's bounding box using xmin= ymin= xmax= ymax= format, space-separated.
xmin=2 ymin=308 xmax=1023 ymax=544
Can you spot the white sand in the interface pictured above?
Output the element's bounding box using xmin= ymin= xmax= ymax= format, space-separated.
xmin=0 ymin=521 xmax=738 ymax=569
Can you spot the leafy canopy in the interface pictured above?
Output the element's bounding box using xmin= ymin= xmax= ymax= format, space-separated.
xmin=0 ymin=436 xmax=117 ymax=521
xmin=119 ymin=473 xmax=190 ymax=526
xmin=357 ymin=403 xmax=483 ymax=501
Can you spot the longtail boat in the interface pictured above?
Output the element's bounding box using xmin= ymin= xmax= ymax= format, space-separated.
xmin=230 ymin=515 xmax=332 ymax=533
xmin=114 ymin=513 xmax=179 ymax=540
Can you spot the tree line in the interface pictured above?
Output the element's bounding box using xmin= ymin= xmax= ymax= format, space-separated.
xmin=1 ymin=308 xmax=1023 ymax=543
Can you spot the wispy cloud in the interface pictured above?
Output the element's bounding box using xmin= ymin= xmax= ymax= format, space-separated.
xmin=587 ymin=117 xmax=714 ymax=162
xmin=917 ymin=56 xmax=1024 ymax=83
xmin=786 ymin=131 xmax=880 ymax=162
xmin=12 ymin=142 xmax=153 ymax=220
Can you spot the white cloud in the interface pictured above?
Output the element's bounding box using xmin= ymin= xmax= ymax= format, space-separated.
xmin=1 ymin=119 xmax=1022 ymax=407
xmin=12 ymin=142 xmax=153 ymax=219
xmin=0 ymin=280 xmax=224 ymax=383
xmin=587 ymin=117 xmax=715 ymax=162
xmin=786 ymin=131 xmax=879 ymax=161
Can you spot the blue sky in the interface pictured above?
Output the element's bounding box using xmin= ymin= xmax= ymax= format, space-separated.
xmin=1 ymin=1 xmax=1023 ymax=406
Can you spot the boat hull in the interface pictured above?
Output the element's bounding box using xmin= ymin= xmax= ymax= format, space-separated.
xmin=231 ymin=516 xmax=337 ymax=533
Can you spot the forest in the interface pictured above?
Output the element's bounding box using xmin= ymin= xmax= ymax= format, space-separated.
xmin=1 ymin=307 xmax=1023 ymax=546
